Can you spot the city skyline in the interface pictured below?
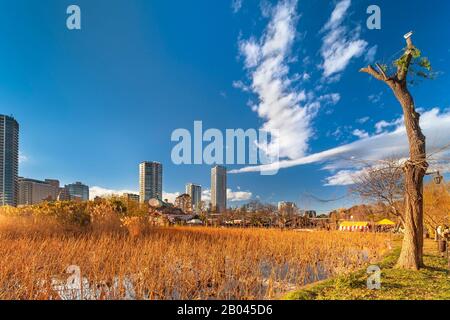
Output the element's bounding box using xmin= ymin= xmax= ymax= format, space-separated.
xmin=3 ymin=1 xmax=450 ymax=213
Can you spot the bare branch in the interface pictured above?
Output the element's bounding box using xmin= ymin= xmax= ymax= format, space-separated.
xmin=359 ymin=65 xmax=385 ymax=82
xmin=375 ymin=63 xmax=388 ymax=80
xmin=350 ymin=158 xmax=405 ymax=224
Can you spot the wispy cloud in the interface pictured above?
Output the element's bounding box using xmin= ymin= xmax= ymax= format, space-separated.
xmin=368 ymin=91 xmax=383 ymax=104
xmin=352 ymin=129 xmax=369 ymax=139
xmin=231 ymin=0 xmax=243 ymax=13
xmin=356 ymin=116 xmax=370 ymax=124
xmin=365 ymin=45 xmax=378 ymax=63
xmin=320 ymin=0 xmax=367 ymax=78
xmin=374 ymin=117 xmax=402 ymax=134
xmin=19 ymin=152 xmax=28 ymax=164
xmin=318 ymin=93 xmax=341 ymax=106
xmin=237 ymin=0 xmax=322 ymax=160
xmin=324 ymin=169 xmax=360 ymax=186
xmin=231 ymin=108 xmax=450 ymax=183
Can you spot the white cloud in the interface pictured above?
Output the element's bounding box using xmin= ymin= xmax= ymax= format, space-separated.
xmin=368 ymin=91 xmax=383 ymax=104
xmin=239 ymin=38 xmax=261 ymax=68
xmin=202 ymin=189 xmax=211 ymax=202
xmin=89 ymin=186 xmax=180 ymax=203
xmin=232 ymin=80 xmax=250 ymax=92
xmin=365 ymin=45 xmax=378 ymax=63
xmin=324 ymin=169 xmax=360 ymax=186
xmin=227 ymin=188 xmax=253 ymax=202
xmin=19 ymin=152 xmax=28 ymax=164
xmin=162 ymin=191 xmax=181 ymax=204
xmin=324 ymin=159 xmax=410 ymax=187
xmin=356 ymin=116 xmax=370 ymax=124
xmin=232 ymin=0 xmax=243 ymax=13
xmin=318 ymin=93 xmax=341 ymax=106
xmin=323 ymin=0 xmax=351 ymax=29
xmin=89 ymin=186 xmax=138 ymax=200
xmin=374 ymin=117 xmax=403 ymax=133
xmin=320 ymin=0 xmax=368 ymax=78
xmin=237 ymin=0 xmax=323 ymax=160
xmin=201 ymin=188 xmax=252 ymax=203
xmin=352 ymin=129 xmax=369 ymax=139
xmin=231 ymin=108 xmax=450 ymax=183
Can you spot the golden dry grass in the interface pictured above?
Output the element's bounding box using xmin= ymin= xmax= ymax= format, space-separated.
xmin=0 ymin=213 xmax=393 ymax=300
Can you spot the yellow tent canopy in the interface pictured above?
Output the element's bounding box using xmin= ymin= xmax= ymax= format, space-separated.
xmin=340 ymin=221 xmax=369 ymax=227
xmin=377 ymin=218 xmax=396 ymax=226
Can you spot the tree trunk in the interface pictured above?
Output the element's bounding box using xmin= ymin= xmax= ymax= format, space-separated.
xmin=391 ymin=83 xmax=428 ymax=270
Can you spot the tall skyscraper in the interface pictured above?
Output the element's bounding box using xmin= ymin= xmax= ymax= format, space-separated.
xmin=0 ymin=115 xmax=19 ymax=207
xmin=186 ymin=183 xmax=202 ymax=211
xmin=65 ymin=182 xmax=89 ymax=201
xmin=139 ymin=161 xmax=162 ymax=203
xmin=211 ymin=165 xmax=227 ymax=213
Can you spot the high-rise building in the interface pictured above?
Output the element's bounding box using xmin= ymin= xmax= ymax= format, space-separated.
xmin=123 ymin=193 xmax=140 ymax=203
xmin=45 ymin=179 xmax=60 ymax=191
xmin=278 ymin=201 xmax=297 ymax=216
xmin=18 ymin=178 xmax=59 ymax=205
xmin=211 ymin=165 xmax=227 ymax=213
xmin=139 ymin=161 xmax=162 ymax=203
xmin=186 ymin=183 xmax=201 ymax=211
xmin=65 ymin=182 xmax=89 ymax=201
xmin=0 ymin=115 xmax=19 ymax=207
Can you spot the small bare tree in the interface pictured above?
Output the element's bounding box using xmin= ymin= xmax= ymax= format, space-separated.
xmin=351 ymin=159 xmax=405 ymax=225
xmin=360 ymin=32 xmax=434 ymax=270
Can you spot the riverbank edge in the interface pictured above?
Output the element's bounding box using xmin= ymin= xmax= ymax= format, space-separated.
xmin=282 ymin=239 xmax=450 ymax=300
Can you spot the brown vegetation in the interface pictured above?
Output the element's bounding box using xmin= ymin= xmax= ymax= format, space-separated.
xmin=0 ymin=201 xmax=392 ymax=300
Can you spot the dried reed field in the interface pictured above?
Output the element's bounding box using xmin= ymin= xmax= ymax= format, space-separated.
xmin=0 ymin=212 xmax=392 ymax=300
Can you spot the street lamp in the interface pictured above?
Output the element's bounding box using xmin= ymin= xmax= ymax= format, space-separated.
xmin=426 ymin=170 xmax=443 ymax=185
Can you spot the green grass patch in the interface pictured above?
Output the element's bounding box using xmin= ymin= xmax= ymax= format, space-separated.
xmin=284 ymin=240 xmax=450 ymax=300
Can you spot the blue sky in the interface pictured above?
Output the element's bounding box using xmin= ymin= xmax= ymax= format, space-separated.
xmin=2 ymin=0 xmax=450 ymax=213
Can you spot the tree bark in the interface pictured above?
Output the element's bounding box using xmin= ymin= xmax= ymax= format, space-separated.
xmin=360 ymin=34 xmax=428 ymax=270
xmin=392 ymin=84 xmax=427 ymax=269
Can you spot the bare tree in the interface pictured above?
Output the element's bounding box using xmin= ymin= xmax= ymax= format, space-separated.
xmin=360 ymin=33 xmax=434 ymax=269
xmin=350 ymin=159 xmax=405 ymax=225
